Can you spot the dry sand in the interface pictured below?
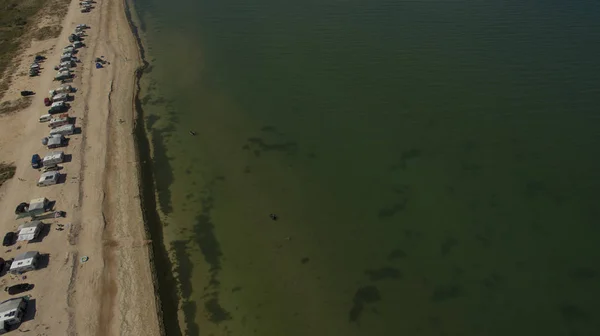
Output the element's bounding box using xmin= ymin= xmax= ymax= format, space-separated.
xmin=0 ymin=0 xmax=162 ymax=335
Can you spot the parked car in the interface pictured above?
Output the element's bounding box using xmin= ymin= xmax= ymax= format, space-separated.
xmin=20 ymin=90 xmax=34 ymax=96
xmin=34 ymin=55 xmax=46 ymax=62
xmin=31 ymin=154 xmax=41 ymax=169
xmin=39 ymin=114 xmax=52 ymax=122
xmin=43 ymin=165 xmax=62 ymax=173
xmin=4 ymin=283 xmax=34 ymax=295
xmin=2 ymin=232 xmax=15 ymax=247
xmin=44 ymin=97 xmax=51 ymax=106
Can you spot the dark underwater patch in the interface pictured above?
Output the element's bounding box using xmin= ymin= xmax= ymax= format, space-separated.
xmin=205 ymin=297 xmax=233 ymax=323
xmin=364 ymin=267 xmax=402 ymax=281
xmin=348 ymin=286 xmax=381 ymax=323
xmin=569 ymin=267 xmax=596 ymax=280
xmin=387 ymin=248 xmax=407 ymax=260
xmin=440 ymin=237 xmax=458 ymax=256
xmin=431 ymin=284 xmax=464 ymax=302
xmin=150 ymin=127 xmax=174 ymax=215
xmin=170 ymin=240 xmax=193 ymax=298
xmin=246 ymin=137 xmax=298 ymax=156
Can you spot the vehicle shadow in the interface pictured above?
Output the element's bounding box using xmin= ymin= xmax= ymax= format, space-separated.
xmin=56 ymin=173 xmax=68 ymax=185
xmin=20 ymin=298 xmax=37 ymax=324
xmin=36 ymin=254 xmax=50 ymax=271
xmin=29 ymin=224 xmax=50 ymax=243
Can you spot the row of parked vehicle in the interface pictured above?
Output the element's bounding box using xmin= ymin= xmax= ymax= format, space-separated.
xmin=29 ymin=55 xmax=46 ymax=77
xmin=32 ymin=24 xmax=89 ymax=188
xmin=80 ymin=1 xmax=95 ymax=13
xmin=0 ymin=22 xmax=93 ymax=335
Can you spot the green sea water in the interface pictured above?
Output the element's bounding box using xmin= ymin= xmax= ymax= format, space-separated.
xmin=131 ymin=0 xmax=600 ymax=335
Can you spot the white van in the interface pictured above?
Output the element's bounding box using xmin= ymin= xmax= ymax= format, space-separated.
xmin=48 ymin=116 xmax=69 ymax=128
xmin=37 ymin=171 xmax=59 ymax=187
xmin=39 ymin=114 xmax=52 ymax=122
xmin=49 ymin=124 xmax=75 ymax=136
xmin=43 ymin=151 xmax=64 ymax=167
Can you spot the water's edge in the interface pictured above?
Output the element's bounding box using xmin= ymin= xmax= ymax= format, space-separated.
xmin=124 ymin=0 xmax=183 ymax=335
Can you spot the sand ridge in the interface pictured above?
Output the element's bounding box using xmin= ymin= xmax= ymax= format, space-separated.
xmin=0 ymin=0 xmax=161 ymax=335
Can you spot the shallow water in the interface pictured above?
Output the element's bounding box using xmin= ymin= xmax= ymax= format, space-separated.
xmin=132 ymin=0 xmax=600 ymax=335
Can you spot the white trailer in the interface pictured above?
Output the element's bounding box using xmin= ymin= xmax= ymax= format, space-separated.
xmin=37 ymin=171 xmax=59 ymax=187
xmin=54 ymin=71 xmax=71 ymax=81
xmin=42 ymin=151 xmax=65 ymax=167
xmin=52 ymin=93 xmax=69 ymax=102
xmin=49 ymin=85 xmax=73 ymax=96
xmin=46 ymin=134 xmax=67 ymax=149
xmin=49 ymin=124 xmax=75 ymax=136
xmin=48 ymin=115 xmax=69 ymax=128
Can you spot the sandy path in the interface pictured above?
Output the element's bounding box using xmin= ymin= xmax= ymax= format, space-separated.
xmin=0 ymin=0 xmax=161 ymax=335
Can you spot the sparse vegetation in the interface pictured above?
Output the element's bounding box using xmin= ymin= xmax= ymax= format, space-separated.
xmin=0 ymin=0 xmax=71 ymax=99
xmin=0 ymin=163 xmax=16 ymax=187
xmin=32 ymin=25 xmax=62 ymax=40
xmin=0 ymin=98 xmax=33 ymax=115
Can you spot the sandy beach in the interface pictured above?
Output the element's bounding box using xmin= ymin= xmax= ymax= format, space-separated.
xmin=0 ymin=0 xmax=161 ymax=335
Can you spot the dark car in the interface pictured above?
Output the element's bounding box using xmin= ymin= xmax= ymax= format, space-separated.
xmin=34 ymin=55 xmax=45 ymax=62
xmin=44 ymin=97 xmax=51 ymax=106
xmin=20 ymin=90 xmax=34 ymax=96
xmin=2 ymin=232 xmax=15 ymax=247
xmin=31 ymin=154 xmax=42 ymax=169
xmin=4 ymin=283 xmax=34 ymax=295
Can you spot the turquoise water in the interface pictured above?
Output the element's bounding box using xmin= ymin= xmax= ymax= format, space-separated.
xmin=132 ymin=0 xmax=600 ymax=335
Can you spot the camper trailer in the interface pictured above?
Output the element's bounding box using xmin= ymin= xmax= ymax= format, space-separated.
xmin=0 ymin=297 xmax=28 ymax=333
xmin=52 ymin=93 xmax=70 ymax=103
xmin=48 ymin=101 xmax=68 ymax=114
xmin=60 ymin=55 xmax=73 ymax=63
xmin=42 ymin=151 xmax=65 ymax=167
xmin=48 ymin=114 xmax=69 ymax=128
xmin=49 ymin=85 xmax=73 ymax=96
xmin=46 ymin=134 xmax=67 ymax=149
xmin=37 ymin=171 xmax=59 ymax=187
xmin=49 ymin=124 xmax=75 ymax=136
xmin=9 ymin=251 xmax=41 ymax=274
xmin=60 ymin=60 xmax=75 ymax=68
xmin=16 ymin=221 xmax=43 ymax=242
xmin=54 ymin=71 xmax=71 ymax=81
xmin=14 ymin=198 xmax=50 ymax=219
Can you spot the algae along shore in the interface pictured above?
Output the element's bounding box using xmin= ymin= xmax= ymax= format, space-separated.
xmin=0 ymin=0 xmax=161 ymax=335
xmin=133 ymin=0 xmax=600 ymax=335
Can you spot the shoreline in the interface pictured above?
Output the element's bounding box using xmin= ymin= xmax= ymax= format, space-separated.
xmin=124 ymin=0 xmax=183 ymax=334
